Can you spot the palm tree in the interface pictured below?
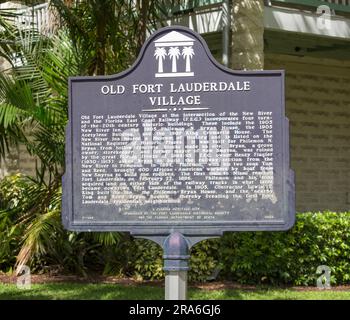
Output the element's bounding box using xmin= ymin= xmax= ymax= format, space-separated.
xmin=0 ymin=13 xmax=123 ymax=275
xmin=182 ymin=46 xmax=194 ymax=72
xmin=0 ymin=0 xmax=183 ymax=276
xmin=51 ymin=0 xmax=177 ymax=76
xmin=168 ymin=47 xmax=180 ymax=73
xmin=154 ymin=47 xmax=166 ymax=73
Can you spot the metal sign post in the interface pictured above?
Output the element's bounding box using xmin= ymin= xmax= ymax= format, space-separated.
xmin=163 ymin=232 xmax=189 ymax=300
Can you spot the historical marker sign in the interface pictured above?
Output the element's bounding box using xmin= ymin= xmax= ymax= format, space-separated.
xmin=62 ymin=26 xmax=295 ymax=237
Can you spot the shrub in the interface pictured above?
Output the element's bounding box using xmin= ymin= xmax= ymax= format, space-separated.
xmin=1 ymin=186 xmax=350 ymax=286
xmin=211 ymin=212 xmax=350 ymax=285
xmin=126 ymin=212 xmax=350 ymax=285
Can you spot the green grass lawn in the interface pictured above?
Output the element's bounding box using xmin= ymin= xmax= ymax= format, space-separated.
xmin=0 ymin=283 xmax=350 ymax=300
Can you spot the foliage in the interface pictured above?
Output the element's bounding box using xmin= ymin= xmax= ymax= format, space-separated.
xmin=99 ymin=212 xmax=350 ymax=285
xmin=219 ymin=212 xmax=350 ymax=286
xmin=0 ymin=0 xmax=176 ymax=275
xmin=132 ymin=239 xmax=164 ymax=280
xmin=0 ymin=3 xmax=350 ymax=287
xmin=0 ymin=17 xmax=82 ymax=271
xmin=50 ymin=0 xmax=177 ymax=75
xmin=1 ymin=167 xmax=350 ymax=284
xmin=0 ymin=173 xmax=123 ymax=275
xmin=189 ymin=239 xmax=220 ymax=282
xmin=75 ymin=212 xmax=350 ymax=286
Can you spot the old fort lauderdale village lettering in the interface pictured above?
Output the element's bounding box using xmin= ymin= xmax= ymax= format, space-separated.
xmin=100 ymin=81 xmax=251 ymax=106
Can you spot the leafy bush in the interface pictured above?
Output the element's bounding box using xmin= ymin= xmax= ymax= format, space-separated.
xmin=132 ymin=239 xmax=164 ymax=280
xmin=123 ymin=212 xmax=350 ymax=285
xmin=189 ymin=239 xmax=220 ymax=282
xmin=1 ymin=174 xmax=349 ymax=285
xmin=218 ymin=212 xmax=350 ymax=285
xmin=0 ymin=174 xmax=126 ymax=276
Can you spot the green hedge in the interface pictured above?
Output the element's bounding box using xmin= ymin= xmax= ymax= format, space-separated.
xmin=1 ymin=181 xmax=350 ymax=286
xmin=130 ymin=212 xmax=350 ymax=285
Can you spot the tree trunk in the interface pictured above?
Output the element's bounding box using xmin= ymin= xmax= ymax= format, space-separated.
xmin=231 ymin=0 xmax=264 ymax=70
xmin=137 ymin=0 xmax=150 ymax=56
xmin=95 ymin=10 xmax=107 ymax=75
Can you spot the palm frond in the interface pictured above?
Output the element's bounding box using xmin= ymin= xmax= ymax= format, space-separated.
xmin=90 ymin=232 xmax=123 ymax=246
xmin=16 ymin=209 xmax=62 ymax=273
xmin=0 ymin=103 xmax=25 ymax=155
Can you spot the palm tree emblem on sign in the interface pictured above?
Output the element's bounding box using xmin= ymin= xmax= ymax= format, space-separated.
xmin=182 ymin=46 xmax=194 ymax=72
xmin=168 ymin=47 xmax=181 ymax=73
xmin=154 ymin=47 xmax=166 ymax=73
xmin=154 ymin=31 xmax=195 ymax=78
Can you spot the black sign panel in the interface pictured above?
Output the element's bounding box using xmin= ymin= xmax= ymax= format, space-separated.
xmin=62 ymin=26 xmax=295 ymax=236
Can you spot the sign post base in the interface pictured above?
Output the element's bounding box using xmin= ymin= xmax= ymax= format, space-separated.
xmin=163 ymin=232 xmax=190 ymax=300
xmin=165 ymin=271 xmax=188 ymax=300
